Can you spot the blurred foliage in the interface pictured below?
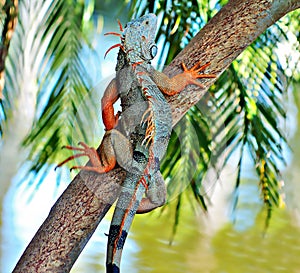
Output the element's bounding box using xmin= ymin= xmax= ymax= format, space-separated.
xmin=0 ymin=0 xmax=18 ymax=136
xmin=21 ymin=0 xmax=96 ymax=178
xmin=0 ymin=0 xmax=299 ymax=229
xmin=1 ymin=0 xmax=98 ymax=186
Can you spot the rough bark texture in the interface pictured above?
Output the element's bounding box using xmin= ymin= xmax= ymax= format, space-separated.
xmin=13 ymin=0 xmax=300 ymax=272
xmin=13 ymin=167 xmax=126 ymax=272
xmin=165 ymin=0 xmax=300 ymax=126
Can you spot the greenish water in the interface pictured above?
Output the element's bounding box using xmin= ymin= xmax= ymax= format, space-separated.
xmin=69 ymin=200 xmax=300 ymax=273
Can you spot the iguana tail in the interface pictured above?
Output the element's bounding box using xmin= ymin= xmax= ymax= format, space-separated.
xmin=106 ymin=173 xmax=147 ymax=273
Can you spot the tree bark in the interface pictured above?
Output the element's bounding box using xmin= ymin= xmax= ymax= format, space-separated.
xmin=13 ymin=0 xmax=300 ymax=272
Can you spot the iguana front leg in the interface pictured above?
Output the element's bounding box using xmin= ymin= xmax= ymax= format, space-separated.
xmin=150 ymin=61 xmax=216 ymax=95
xmin=102 ymin=78 xmax=121 ymax=130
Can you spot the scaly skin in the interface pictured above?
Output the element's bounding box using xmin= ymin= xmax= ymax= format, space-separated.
xmin=106 ymin=14 xmax=216 ymax=273
xmin=106 ymin=14 xmax=167 ymax=273
xmin=55 ymin=13 xmax=215 ymax=273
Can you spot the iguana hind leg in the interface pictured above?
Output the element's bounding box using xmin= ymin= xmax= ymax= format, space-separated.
xmin=55 ymin=129 xmax=133 ymax=174
xmin=54 ymin=141 xmax=113 ymax=173
xmin=136 ymin=171 xmax=166 ymax=214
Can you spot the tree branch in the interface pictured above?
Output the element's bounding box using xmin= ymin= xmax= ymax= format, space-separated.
xmin=13 ymin=0 xmax=300 ymax=272
xmin=165 ymin=0 xmax=300 ymax=126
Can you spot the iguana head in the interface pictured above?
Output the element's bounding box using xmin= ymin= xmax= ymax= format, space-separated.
xmin=104 ymin=14 xmax=158 ymax=64
xmin=123 ymin=13 xmax=158 ymax=64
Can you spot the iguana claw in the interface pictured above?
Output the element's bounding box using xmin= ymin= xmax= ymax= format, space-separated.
xmin=181 ymin=61 xmax=216 ymax=88
xmin=55 ymin=140 xmax=116 ymax=174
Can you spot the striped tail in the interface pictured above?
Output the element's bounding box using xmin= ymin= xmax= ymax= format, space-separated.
xmin=106 ymin=173 xmax=146 ymax=273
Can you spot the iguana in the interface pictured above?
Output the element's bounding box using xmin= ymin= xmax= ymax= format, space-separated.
xmin=55 ymin=13 xmax=215 ymax=273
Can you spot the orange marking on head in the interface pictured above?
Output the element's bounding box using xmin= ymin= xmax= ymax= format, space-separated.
xmin=104 ymin=19 xmax=123 ymax=38
xmin=117 ymin=19 xmax=124 ymax=32
xmin=104 ymin=32 xmax=122 ymax=37
xmin=104 ymin=43 xmax=123 ymax=58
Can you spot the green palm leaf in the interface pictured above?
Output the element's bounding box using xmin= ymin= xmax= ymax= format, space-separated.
xmin=21 ymin=0 xmax=96 ymax=184
xmin=0 ymin=0 xmax=18 ymax=137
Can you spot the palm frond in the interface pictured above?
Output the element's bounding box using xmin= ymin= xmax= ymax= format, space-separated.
xmin=0 ymin=0 xmax=18 ymax=137
xmin=208 ymin=15 xmax=299 ymax=221
xmin=162 ymin=107 xmax=211 ymax=206
xmin=20 ymin=0 xmax=97 ymax=185
xmin=2 ymin=0 xmax=51 ymax=143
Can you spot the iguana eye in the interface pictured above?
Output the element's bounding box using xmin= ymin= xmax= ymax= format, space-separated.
xmin=150 ymin=44 xmax=157 ymax=58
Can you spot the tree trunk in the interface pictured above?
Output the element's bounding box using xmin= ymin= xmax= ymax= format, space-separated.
xmin=13 ymin=0 xmax=300 ymax=272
